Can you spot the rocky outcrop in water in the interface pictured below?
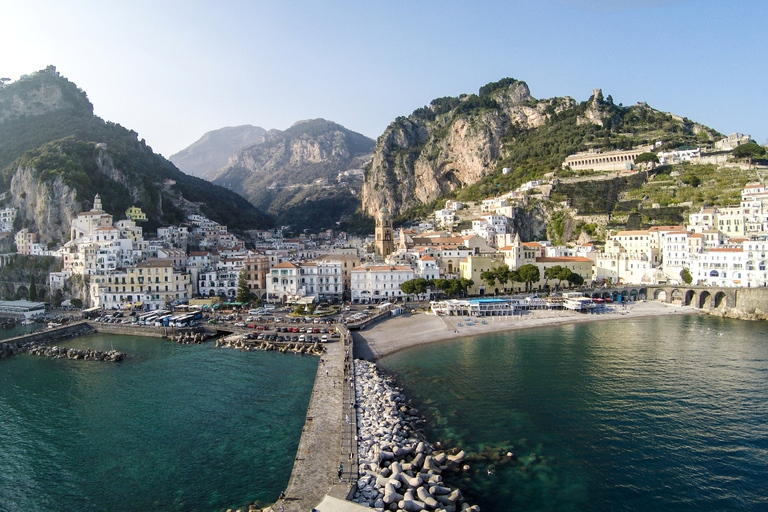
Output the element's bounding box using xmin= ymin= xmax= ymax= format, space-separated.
xmin=353 ymin=360 xmax=478 ymax=512
xmin=0 ymin=340 xmax=125 ymax=361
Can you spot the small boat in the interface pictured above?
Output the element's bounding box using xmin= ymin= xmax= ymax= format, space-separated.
xmin=21 ymin=319 xmax=35 ymax=326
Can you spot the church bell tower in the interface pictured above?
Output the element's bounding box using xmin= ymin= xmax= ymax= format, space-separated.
xmin=374 ymin=206 xmax=395 ymax=259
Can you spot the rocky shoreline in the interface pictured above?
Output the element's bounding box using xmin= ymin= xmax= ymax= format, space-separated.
xmin=353 ymin=360 xmax=479 ymax=512
xmin=0 ymin=340 xmax=126 ymax=361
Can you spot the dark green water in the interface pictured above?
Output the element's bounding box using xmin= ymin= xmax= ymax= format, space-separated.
xmin=0 ymin=333 xmax=317 ymax=512
xmin=379 ymin=314 xmax=768 ymax=511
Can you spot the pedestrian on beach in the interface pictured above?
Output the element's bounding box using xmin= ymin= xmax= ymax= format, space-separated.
xmin=326 ymin=369 xmax=329 ymax=377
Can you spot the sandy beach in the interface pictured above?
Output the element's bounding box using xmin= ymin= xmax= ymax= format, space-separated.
xmin=352 ymin=301 xmax=700 ymax=361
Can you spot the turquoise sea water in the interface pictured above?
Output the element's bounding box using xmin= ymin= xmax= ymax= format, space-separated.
xmin=379 ymin=314 xmax=768 ymax=511
xmin=0 ymin=333 xmax=317 ymax=512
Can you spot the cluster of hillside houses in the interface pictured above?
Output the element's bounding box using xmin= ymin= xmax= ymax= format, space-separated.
xmin=0 ymin=137 xmax=763 ymax=310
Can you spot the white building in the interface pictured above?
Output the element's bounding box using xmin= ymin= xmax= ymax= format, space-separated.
xmin=267 ymin=261 xmax=300 ymax=302
xmin=351 ymin=265 xmax=415 ymax=303
xmin=0 ymin=207 xmax=17 ymax=232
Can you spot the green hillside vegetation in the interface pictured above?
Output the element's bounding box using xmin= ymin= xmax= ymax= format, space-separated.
xmin=0 ymin=68 xmax=273 ymax=231
xmin=396 ymin=80 xmax=721 ymax=223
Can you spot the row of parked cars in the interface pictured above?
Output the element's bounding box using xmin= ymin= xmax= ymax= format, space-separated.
xmin=242 ymin=332 xmax=331 ymax=343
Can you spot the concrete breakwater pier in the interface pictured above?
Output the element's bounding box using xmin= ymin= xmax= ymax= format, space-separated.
xmin=0 ymin=322 xmax=128 ymax=361
xmin=352 ymin=360 xmax=478 ymax=512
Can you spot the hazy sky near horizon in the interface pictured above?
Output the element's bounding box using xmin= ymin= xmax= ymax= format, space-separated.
xmin=3 ymin=0 xmax=766 ymax=157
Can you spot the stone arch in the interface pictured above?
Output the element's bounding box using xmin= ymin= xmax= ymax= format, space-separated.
xmin=698 ymin=291 xmax=711 ymax=309
xmin=639 ymin=287 xmax=648 ymax=300
xmin=714 ymin=291 xmax=727 ymax=309
xmin=654 ymin=289 xmax=667 ymax=301
xmin=15 ymin=285 xmax=29 ymax=300
xmin=670 ymin=288 xmax=684 ymax=303
xmin=629 ymin=289 xmax=639 ymax=301
xmin=684 ymin=289 xmax=695 ymax=306
xmin=592 ymin=292 xmax=601 ymax=299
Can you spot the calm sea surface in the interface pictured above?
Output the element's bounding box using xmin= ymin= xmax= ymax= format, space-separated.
xmin=0 ymin=332 xmax=317 ymax=512
xmin=379 ymin=314 xmax=768 ymax=512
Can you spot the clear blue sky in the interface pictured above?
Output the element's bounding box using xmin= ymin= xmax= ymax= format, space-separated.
xmin=3 ymin=0 xmax=766 ymax=158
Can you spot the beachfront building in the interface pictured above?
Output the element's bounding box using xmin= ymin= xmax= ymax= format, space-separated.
xmin=535 ymin=256 xmax=594 ymax=288
xmin=313 ymin=253 xmax=362 ymax=302
xmin=350 ymin=265 xmax=415 ymax=303
xmin=243 ymin=253 xmax=270 ymax=300
xmin=198 ymin=267 xmax=239 ymax=298
xmin=661 ymin=230 xmax=698 ymax=282
xmin=90 ymin=259 xmax=191 ymax=310
xmin=459 ymin=254 xmax=505 ymax=296
xmin=266 ymin=261 xmax=300 ymax=303
xmin=689 ymin=240 xmax=768 ymax=287
xmin=430 ymin=298 xmax=516 ymax=317
xmin=298 ymin=261 xmax=343 ymax=303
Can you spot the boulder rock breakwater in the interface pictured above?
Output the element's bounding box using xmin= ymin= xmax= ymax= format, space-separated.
xmin=353 ymin=360 xmax=479 ymax=512
xmin=216 ymin=335 xmax=326 ymax=356
xmin=1 ymin=340 xmax=126 ymax=361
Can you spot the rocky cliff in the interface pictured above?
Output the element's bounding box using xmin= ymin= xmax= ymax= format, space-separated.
xmin=361 ymin=79 xmax=576 ymax=217
xmin=0 ymin=67 xmax=273 ymax=238
xmin=361 ymin=79 xmax=719 ymax=219
xmin=169 ymin=124 xmax=266 ymax=178
xmin=209 ymin=118 xmax=374 ymax=229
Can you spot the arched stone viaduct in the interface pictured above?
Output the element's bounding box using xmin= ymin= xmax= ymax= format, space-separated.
xmin=645 ymin=284 xmax=768 ymax=312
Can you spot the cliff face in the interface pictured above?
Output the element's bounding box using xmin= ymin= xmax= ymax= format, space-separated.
xmin=0 ymin=65 xmax=93 ymax=125
xmin=0 ymin=67 xmax=274 ymax=234
xmin=169 ymin=125 xmax=266 ymax=178
xmin=361 ymin=80 xmax=576 ymax=217
xmin=8 ymin=168 xmax=79 ymax=244
xmin=210 ymin=119 xmax=374 ymax=228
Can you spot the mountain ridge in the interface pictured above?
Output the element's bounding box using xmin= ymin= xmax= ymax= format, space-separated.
xmin=0 ymin=67 xmax=273 ymax=244
xmin=361 ymin=78 xmax=719 ymax=218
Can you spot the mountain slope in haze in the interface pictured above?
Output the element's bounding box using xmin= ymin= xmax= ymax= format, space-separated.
xmin=168 ymin=124 xmax=266 ymax=178
xmin=0 ymin=66 xmax=273 ymax=244
xmin=362 ymin=78 xmax=720 ymax=218
xmin=209 ymin=118 xmax=375 ymax=230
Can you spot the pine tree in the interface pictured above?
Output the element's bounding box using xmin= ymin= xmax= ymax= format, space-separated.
xmin=236 ymin=269 xmax=252 ymax=304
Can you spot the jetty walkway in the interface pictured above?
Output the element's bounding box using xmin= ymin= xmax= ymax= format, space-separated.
xmin=274 ymin=325 xmax=362 ymax=512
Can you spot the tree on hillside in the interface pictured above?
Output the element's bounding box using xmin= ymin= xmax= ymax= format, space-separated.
xmin=732 ymin=142 xmax=766 ymax=169
xmin=635 ymin=152 xmax=659 ymax=165
xmin=29 ymin=276 xmax=37 ymax=301
xmin=680 ymin=267 xmax=693 ymax=285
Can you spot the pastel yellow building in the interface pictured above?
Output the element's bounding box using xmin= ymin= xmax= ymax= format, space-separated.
xmin=125 ymin=206 xmax=147 ymax=222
